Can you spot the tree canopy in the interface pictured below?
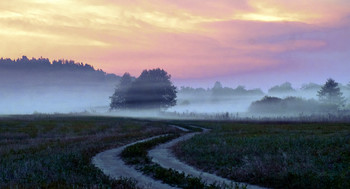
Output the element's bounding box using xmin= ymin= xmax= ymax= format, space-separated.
xmin=0 ymin=56 xmax=120 ymax=87
xmin=317 ymin=78 xmax=345 ymax=107
xmin=110 ymin=73 xmax=133 ymax=110
xmin=110 ymin=68 xmax=177 ymax=110
xmin=249 ymin=96 xmax=338 ymax=114
xmin=268 ymin=82 xmax=296 ymax=94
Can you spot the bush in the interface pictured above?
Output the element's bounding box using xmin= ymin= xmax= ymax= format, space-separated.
xmin=249 ymin=96 xmax=338 ymax=114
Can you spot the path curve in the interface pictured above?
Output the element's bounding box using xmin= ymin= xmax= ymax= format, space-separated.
xmin=148 ymin=126 xmax=266 ymax=189
xmin=92 ymin=135 xmax=178 ymax=189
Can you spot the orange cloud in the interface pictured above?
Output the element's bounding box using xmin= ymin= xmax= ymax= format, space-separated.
xmin=0 ymin=0 xmax=349 ymax=84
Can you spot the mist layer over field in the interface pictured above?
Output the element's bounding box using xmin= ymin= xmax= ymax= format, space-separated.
xmin=0 ymin=57 xmax=119 ymax=114
xmin=1 ymin=81 xmax=350 ymax=117
xmin=0 ymin=87 xmax=113 ymax=114
xmin=170 ymin=82 xmax=350 ymax=116
xmin=1 ymin=57 xmax=349 ymax=117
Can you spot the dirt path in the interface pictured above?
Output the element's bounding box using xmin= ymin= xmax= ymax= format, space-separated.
xmin=93 ymin=125 xmax=266 ymax=189
xmin=168 ymin=125 xmax=190 ymax=132
xmin=148 ymin=126 xmax=266 ymax=189
xmin=92 ymin=135 xmax=178 ymax=189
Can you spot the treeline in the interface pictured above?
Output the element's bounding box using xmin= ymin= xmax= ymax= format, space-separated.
xmin=179 ymin=81 xmax=264 ymax=97
xmin=0 ymin=56 xmax=123 ymax=114
xmin=249 ymin=96 xmax=338 ymax=114
xmin=0 ymin=56 xmax=98 ymax=72
xmin=178 ymin=80 xmax=350 ymax=100
xmin=267 ymin=82 xmax=350 ymax=96
xmin=250 ymin=79 xmax=350 ymax=115
xmin=0 ymin=56 xmax=120 ymax=88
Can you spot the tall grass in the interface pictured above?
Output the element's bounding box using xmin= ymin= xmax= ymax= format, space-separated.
xmin=0 ymin=116 xmax=176 ymax=188
xmin=173 ymin=122 xmax=350 ymax=189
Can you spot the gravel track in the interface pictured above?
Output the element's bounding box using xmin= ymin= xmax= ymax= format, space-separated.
xmin=148 ymin=126 xmax=266 ymax=189
xmin=93 ymin=125 xmax=266 ymax=189
xmin=92 ymin=135 xmax=178 ymax=189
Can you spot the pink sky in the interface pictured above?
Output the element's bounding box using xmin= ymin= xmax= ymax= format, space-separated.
xmin=1 ymin=0 xmax=349 ymax=89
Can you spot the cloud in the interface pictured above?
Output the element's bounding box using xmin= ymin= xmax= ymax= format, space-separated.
xmin=0 ymin=0 xmax=349 ymax=86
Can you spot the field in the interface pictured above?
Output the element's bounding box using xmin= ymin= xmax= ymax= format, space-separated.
xmin=1 ymin=115 xmax=349 ymax=188
xmin=0 ymin=115 xmax=177 ymax=188
xmin=173 ymin=121 xmax=350 ymax=189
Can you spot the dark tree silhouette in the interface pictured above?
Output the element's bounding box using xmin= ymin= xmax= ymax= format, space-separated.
xmin=232 ymin=85 xmax=264 ymax=96
xmin=211 ymin=81 xmax=225 ymax=99
xmin=0 ymin=56 xmax=100 ymax=72
xmin=268 ymin=82 xmax=295 ymax=94
xmin=110 ymin=68 xmax=177 ymax=110
xmin=249 ymin=96 xmax=338 ymax=114
xmin=301 ymin=83 xmax=321 ymax=91
xmin=110 ymin=73 xmax=133 ymax=110
xmin=0 ymin=56 xmax=120 ymax=87
xmin=318 ymin=78 xmax=345 ymax=107
xmin=213 ymin=81 xmax=223 ymax=90
xmin=179 ymin=86 xmax=207 ymax=95
xmin=211 ymin=81 xmax=264 ymax=98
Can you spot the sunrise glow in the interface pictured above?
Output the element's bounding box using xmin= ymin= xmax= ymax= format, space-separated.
xmin=1 ymin=0 xmax=349 ymax=87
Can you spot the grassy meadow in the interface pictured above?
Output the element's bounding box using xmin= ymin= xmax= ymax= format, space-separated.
xmin=0 ymin=115 xmax=177 ymax=188
xmin=173 ymin=121 xmax=350 ymax=189
xmin=1 ymin=115 xmax=349 ymax=188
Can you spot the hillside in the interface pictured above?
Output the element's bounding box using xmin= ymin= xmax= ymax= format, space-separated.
xmin=0 ymin=56 xmax=121 ymax=114
xmin=0 ymin=56 xmax=120 ymax=87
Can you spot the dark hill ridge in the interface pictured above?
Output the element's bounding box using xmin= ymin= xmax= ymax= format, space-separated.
xmin=0 ymin=56 xmax=121 ymax=114
xmin=0 ymin=56 xmax=120 ymax=87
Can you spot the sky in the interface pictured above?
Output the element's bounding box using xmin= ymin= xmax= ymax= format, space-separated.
xmin=1 ymin=0 xmax=349 ymax=89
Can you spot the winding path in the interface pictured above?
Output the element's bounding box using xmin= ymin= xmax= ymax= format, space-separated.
xmin=92 ymin=135 xmax=178 ymax=189
xmin=92 ymin=125 xmax=266 ymax=189
xmin=148 ymin=126 xmax=265 ymax=189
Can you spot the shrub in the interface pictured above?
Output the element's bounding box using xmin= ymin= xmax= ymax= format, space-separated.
xmin=249 ymin=96 xmax=338 ymax=114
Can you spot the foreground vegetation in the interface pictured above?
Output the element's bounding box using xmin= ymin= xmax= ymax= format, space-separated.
xmin=2 ymin=115 xmax=349 ymax=188
xmin=173 ymin=121 xmax=350 ymax=189
xmin=0 ymin=115 xmax=177 ymax=188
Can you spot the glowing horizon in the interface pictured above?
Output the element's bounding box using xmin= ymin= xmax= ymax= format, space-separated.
xmin=1 ymin=0 xmax=349 ymax=88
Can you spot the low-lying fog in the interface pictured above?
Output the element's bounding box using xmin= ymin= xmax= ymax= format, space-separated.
xmin=1 ymin=57 xmax=349 ymax=117
xmin=2 ymin=81 xmax=349 ymax=117
xmin=0 ymin=86 xmax=113 ymax=114
xmin=169 ymin=82 xmax=350 ymax=115
xmin=0 ymin=57 xmax=118 ymax=114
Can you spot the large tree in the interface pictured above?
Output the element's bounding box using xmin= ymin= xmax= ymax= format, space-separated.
xmin=317 ymin=78 xmax=345 ymax=107
xmin=110 ymin=68 xmax=177 ymax=110
xmin=110 ymin=73 xmax=133 ymax=110
xmin=126 ymin=68 xmax=176 ymax=109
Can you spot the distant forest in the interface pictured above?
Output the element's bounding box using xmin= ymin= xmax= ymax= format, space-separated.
xmin=179 ymin=81 xmax=264 ymax=97
xmin=0 ymin=56 xmax=120 ymax=88
xmin=178 ymin=81 xmax=350 ymax=98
